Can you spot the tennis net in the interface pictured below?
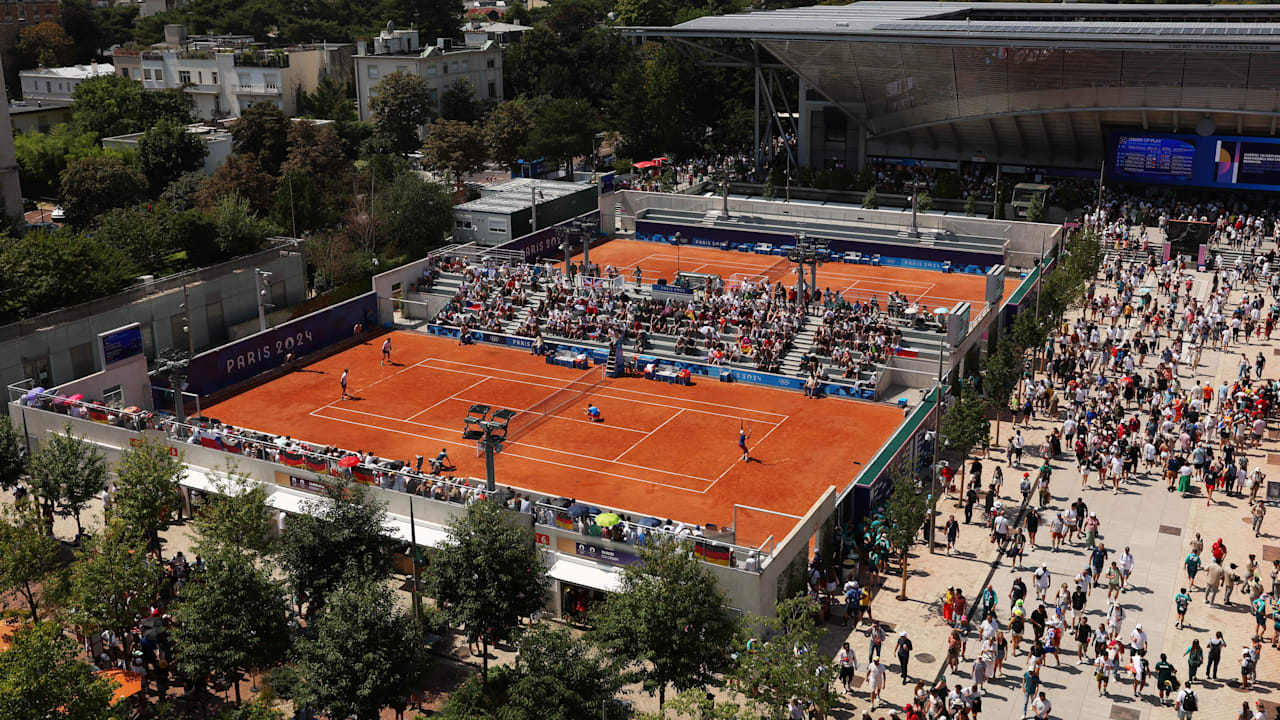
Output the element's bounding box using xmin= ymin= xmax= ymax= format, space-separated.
xmin=761 ymin=256 xmax=793 ymax=283
xmin=506 ymin=364 xmax=607 ymax=441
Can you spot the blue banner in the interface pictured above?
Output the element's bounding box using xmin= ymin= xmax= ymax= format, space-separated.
xmin=184 ymin=292 xmax=378 ymax=397
xmin=1108 ymin=129 xmax=1280 ymax=192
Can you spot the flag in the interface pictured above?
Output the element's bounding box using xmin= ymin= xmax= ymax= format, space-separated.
xmin=221 ymin=437 xmax=244 ymax=454
xmin=695 ymin=541 xmax=731 ymax=567
xmin=199 ymin=436 xmax=222 ymax=450
xmin=280 ymin=448 xmax=306 ymax=468
xmin=304 ymin=454 xmax=329 ymax=473
xmin=352 ymin=466 xmax=376 ymax=485
xmin=555 ymin=513 xmax=574 ymax=530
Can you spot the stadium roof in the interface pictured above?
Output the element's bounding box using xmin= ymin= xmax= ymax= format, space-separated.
xmin=631 ymin=2 xmax=1280 ymax=48
xmin=630 ymin=3 xmax=1280 ymax=169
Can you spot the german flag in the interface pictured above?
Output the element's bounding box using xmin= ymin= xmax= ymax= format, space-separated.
xmin=555 ymin=513 xmax=574 ymax=530
xmin=304 ymin=454 xmax=329 ymax=473
xmin=87 ymin=407 xmax=109 ymax=423
xmin=352 ymin=466 xmax=376 ymax=485
xmin=280 ymin=448 xmax=306 ymax=468
xmin=695 ymin=541 xmax=732 ymax=567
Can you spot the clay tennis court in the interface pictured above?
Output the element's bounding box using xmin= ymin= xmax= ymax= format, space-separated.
xmin=203 ymin=331 xmax=901 ymax=545
xmin=578 ymin=238 xmax=1019 ymax=309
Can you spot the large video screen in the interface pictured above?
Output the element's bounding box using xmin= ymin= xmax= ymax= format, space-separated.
xmin=1108 ymin=129 xmax=1280 ymax=192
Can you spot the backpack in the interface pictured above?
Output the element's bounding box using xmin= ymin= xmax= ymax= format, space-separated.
xmin=1181 ymin=691 xmax=1197 ymax=712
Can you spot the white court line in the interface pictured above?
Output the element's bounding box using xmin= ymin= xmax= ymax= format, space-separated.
xmin=316 ymin=403 xmax=716 ymax=482
xmin=315 ymin=358 xmax=427 ymax=413
xmin=612 ymin=409 xmax=683 ymax=462
xmin=421 ymin=357 xmax=788 ymax=421
xmin=307 ymin=406 xmax=714 ymax=494
xmin=640 ymin=252 xmax=959 ymax=289
xmin=705 ymin=416 xmax=788 ymax=493
xmin=406 ymin=377 xmax=489 ymax=422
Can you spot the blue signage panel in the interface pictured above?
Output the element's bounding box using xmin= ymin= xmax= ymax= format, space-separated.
xmin=1108 ymin=129 xmax=1280 ymax=191
xmin=102 ymin=325 xmax=144 ymax=365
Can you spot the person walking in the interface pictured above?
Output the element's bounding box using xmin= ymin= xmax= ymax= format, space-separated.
xmin=1206 ymin=561 xmax=1225 ymax=606
xmin=896 ymin=631 xmax=913 ymax=684
xmin=1185 ymin=639 xmax=1203 ymax=685
xmin=339 ymin=368 xmax=350 ymax=400
xmin=1155 ymin=653 xmax=1177 ymax=706
xmin=837 ymin=642 xmax=857 ymax=694
xmin=1022 ymin=668 xmax=1040 ymax=716
xmin=1253 ymin=500 xmax=1267 ymax=538
xmin=865 ymin=656 xmax=887 ymax=708
xmin=1207 ymin=631 xmax=1225 ymax=679
xmin=1185 ymin=551 xmax=1202 ymax=589
xmin=1176 ymin=685 xmax=1198 ymax=720
xmin=945 ymin=515 xmax=960 ymax=555
xmin=1031 ymin=691 xmax=1052 ymax=720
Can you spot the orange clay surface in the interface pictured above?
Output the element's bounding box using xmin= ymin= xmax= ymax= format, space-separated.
xmin=576 ymin=238 xmax=1020 ymax=309
xmin=204 ymin=331 xmax=902 ymax=544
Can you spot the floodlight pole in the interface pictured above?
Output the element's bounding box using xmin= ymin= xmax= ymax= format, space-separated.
xmin=909 ymin=181 xmax=923 ymax=238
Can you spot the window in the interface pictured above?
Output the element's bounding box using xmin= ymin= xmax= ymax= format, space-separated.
xmin=366 ymin=65 xmax=379 ymax=79
xmin=154 ymin=69 xmax=163 ymax=82
xmin=396 ymin=65 xmax=408 ymax=73
xmin=103 ymin=385 xmax=123 ymax=407
xmin=461 ymin=60 xmax=469 ymax=72
xmin=488 ymin=81 xmax=496 ymax=98
xmin=196 ymin=71 xmax=203 ymax=84
xmin=178 ymin=70 xmax=191 ymax=84
xmin=45 ymin=81 xmax=50 ymax=93
xmin=211 ymin=71 xmax=217 ymax=84
xmin=143 ymin=68 xmax=152 ymax=80
xmin=442 ymin=63 xmax=449 ymax=75
xmin=265 ymin=74 xmax=278 ymax=89
xmin=489 ymin=223 xmax=506 ymax=234
xmin=455 ymin=220 xmax=465 ymax=228
xmin=238 ymin=72 xmax=249 ymax=87
xmin=487 ymin=58 xmax=495 ymax=69
xmin=426 ymin=65 xmax=437 ymax=77
xmin=21 ymin=354 xmax=51 ymax=386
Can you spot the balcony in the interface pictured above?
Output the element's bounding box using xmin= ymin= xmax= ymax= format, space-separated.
xmin=234 ymin=84 xmax=281 ymax=95
xmin=181 ymin=83 xmax=221 ymax=94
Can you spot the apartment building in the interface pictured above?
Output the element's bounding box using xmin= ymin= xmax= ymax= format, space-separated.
xmin=354 ymin=25 xmax=502 ymax=130
xmin=19 ymin=62 xmax=114 ymax=102
xmin=111 ymin=25 xmax=353 ymax=121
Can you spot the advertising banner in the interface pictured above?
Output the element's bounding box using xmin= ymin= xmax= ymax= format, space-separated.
xmin=1108 ymin=129 xmax=1280 ymax=192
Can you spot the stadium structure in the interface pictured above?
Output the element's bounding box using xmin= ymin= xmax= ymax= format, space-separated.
xmin=630 ymin=2 xmax=1280 ymax=178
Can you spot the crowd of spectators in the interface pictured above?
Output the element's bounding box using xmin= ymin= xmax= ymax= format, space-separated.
xmin=810 ymin=293 xmax=908 ymax=380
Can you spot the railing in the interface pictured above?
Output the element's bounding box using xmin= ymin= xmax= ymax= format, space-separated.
xmin=234 ymin=85 xmax=282 ymax=95
xmin=6 ymin=386 xmax=770 ymax=571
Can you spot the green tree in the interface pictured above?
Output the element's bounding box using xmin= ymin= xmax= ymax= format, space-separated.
xmin=729 ymin=595 xmax=833 ymax=719
xmin=440 ymin=77 xmax=481 ymax=122
xmin=14 ymin=124 xmax=103 ymax=198
xmin=427 ymin=499 xmax=549 ymax=682
xmin=281 ymin=121 xmax=352 ymax=195
xmin=190 ymin=462 xmax=275 ymax=556
xmin=230 ymin=102 xmax=290 ymax=174
xmin=938 ymin=383 xmax=990 ymax=498
xmin=15 ymin=21 xmax=75 ymax=69
xmin=64 ymin=520 xmax=166 ymax=651
xmin=437 ymin=624 xmax=627 ymax=720
xmin=111 ymin=435 xmax=184 ymax=548
xmin=211 ymin=194 xmax=281 ymax=255
xmin=983 ymin=336 xmax=1024 ymax=449
xmin=138 ymin=119 xmax=209 ymax=194
xmin=483 ymin=99 xmax=528 ymax=169
xmin=0 ymin=509 xmax=63 ymax=621
xmin=293 ymin=575 xmax=426 ymax=720
xmin=0 ymin=414 xmax=27 ymax=491
xmin=304 ymin=229 xmax=362 ymax=293
xmin=369 ymin=71 xmax=435 ymax=154
xmin=271 ymin=171 xmax=338 ymax=236
xmin=419 ymin=118 xmax=487 ymax=193
xmin=26 ymin=423 xmax=108 ymax=539
xmin=1025 ymin=193 xmax=1046 ymax=223
xmin=58 ymin=154 xmax=148 ymax=227
xmin=160 ymin=171 xmax=209 ymax=212
xmin=862 ymin=187 xmax=879 ymax=209
xmin=276 ymin=482 xmax=393 ymax=612
xmin=71 ymin=74 xmax=191 ymax=138
xmin=0 ymin=227 xmax=136 ymax=321
xmin=299 ymin=74 xmax=356 ymax=122
xmin=588 ymin=539 xmax=739 ymax=710
xmin=197 ymin=153 xmax=277 ymax=216
xmin=372 ymin=171 xmax=453 ymax=258
xmin=884 ymin=473 xmax=929 ymax=600
xmin=91 ymin=203 xmax=175 ymax=273
xmin=0 ymin=621 xmax=117 ymax=720
xmin=378 ymin=0 xmax=464 ymax=44
xmin=613 ymin=0 xmax=674 ymax=27
xmin=172 ymin=549 xmax=291 ymax=704
xmin=523 ymin=96 xmax=597 ymax=179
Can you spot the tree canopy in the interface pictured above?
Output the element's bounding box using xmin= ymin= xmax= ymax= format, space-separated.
xmin=58 ymin=154 xmax=148 ymax=227
xmin=230 ymin=102 xmax=290 ymax=175
xmin=419 ymin=118 xmax=486 ymax=193
xmin=138 ymin=119 xmax=209 ymax=193
xmin=15 ymin=22 xmax=75 ymax=70
xmin=65 ymin=520 xmax=166 ymax=646
xmin=0 ymin=509 xmax=63 ymax=621
xmin=25 ymin=423 xmax=108 ymax=539
xmin=111 ymin=436 xmax=185 ymax=547
xmin=0 ymin=621 xmax=117 ymax=720
xmin=588 ymin=539 xmax=739 ymax=709
xmin=71 ymin=74 xmax=191 ymax=138
xmin=523 ymin=96 xmax=598 ymax=178
xmin=369 ymin=71 xmax=435 ymax=154
xmin=0 ymin=227 xmax=137 ymax=321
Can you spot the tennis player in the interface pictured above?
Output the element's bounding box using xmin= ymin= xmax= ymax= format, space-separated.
xmin=584 ymin=404 xmax=603 ymax=422
xmin=381 ymin=337 xmax=392 ymax=365
xmin=739 ymin=427 xmax=752 ymax=462
xmin=339 ymin=368 xmax=349 ymax=400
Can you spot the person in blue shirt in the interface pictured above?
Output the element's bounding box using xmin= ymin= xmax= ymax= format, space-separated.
xmin=584 ymin=404 xmax=603 ymax=422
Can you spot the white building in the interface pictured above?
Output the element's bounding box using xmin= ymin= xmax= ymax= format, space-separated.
xmin=19 ymin=62 xmax=115 ymax=102
xmin=111 ymin=25 xmax=353 ymax=122
xmin=354 ymin=25 xmax=503 ymax=130
xmin=103 ymin=124 xmax=232 ymax=175
xmin=461 ymin=20 xmax=531 ymax=46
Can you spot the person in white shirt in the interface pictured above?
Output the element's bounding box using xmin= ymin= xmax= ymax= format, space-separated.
xmin=1119 ymin=548 xmax=1135 ymax=591
xmin=1031 ymin=691 xmax=1052 ymax=719
xmin=836 ymin=642 xmax=857 ymax=692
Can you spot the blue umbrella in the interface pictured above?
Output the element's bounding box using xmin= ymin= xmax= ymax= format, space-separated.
xmin=638 ymin=516 xmax=662 ymax=527
xmin=567 ymin=503 xmax=592 ymax=519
